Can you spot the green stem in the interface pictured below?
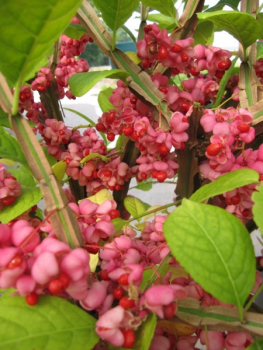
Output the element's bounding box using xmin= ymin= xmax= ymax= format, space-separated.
xmin=112 ymin=30 xmax=116 ymax=51
xmin=126 ymin=200 xmax=181 ymax=223
xmin=244 ymin=284 xmax=263 ymax=311
xmin=12 ymin=78 xmax=22 ymax=115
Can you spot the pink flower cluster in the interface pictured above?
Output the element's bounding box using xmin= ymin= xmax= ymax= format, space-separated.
xmin=0 ymin=164 xmax=21 ymax=210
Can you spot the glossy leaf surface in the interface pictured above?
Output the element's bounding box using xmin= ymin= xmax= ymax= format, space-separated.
xmin=163 ymin=199 xmax=256 ymax=311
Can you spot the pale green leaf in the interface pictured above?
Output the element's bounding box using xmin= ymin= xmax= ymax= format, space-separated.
xmin=247 ymin=338 xmax=263 ymax=350
xmin=0 ymin=186 xmax=42 ymax=223
xmin=0 ymin=109 xmax=10 ymax=128
xmin=257 ymin=13 xmax=263 ymax=39
xmin=190 ymin=169 xmax=259 ymax=202
xmin=98 ymin=87 xmax=116 ymax=112
xmin=147 ymin=13 xmax=175 ymax=28
xmin=194 ymin=21 xmax=214 ymax=46
xmin=135 ymin=180 xmax=152 ymax=192
xmin=163 ymin=199 xmax=256 ymax=311
xmin=93 ymin=0 xmax=139 ymax=32
xmin=0 ymin=0 xmax=83 ymax=86
xmin=133 ymin=313 xmax=157 ymax=350
xmin=112 ymin=217 xmax=126 ymax=234
xmin=124 ymin=196 xmax=146 ymax=220
xmin=80 ymin=152 xmax=109 ymax=164
xmin=205 ymin=0 xmax=240 ymax=12
xmin=0 ymin=295 xmax=99 ymax=350
xmin=0 ymin=126 xmax=28 ymax=168
xmin=257 ymin=41 xmax=263 ymax=60
xmin=141 ymin=0 xmax=176 ymax=18
xmin=69 ymin=70 xmax=129 ymax=97
xmin=7 ymin=168 xmax=36 ymax=187
xmin=197 ymin=11 xmax=260 ymax=50
xmin=52 ymin=161 xmax=67 ymax=183
xmin=252 ymin=183 xmax=263 ymax=236
xmin=64 ymin=23 xmax=87 ymax=40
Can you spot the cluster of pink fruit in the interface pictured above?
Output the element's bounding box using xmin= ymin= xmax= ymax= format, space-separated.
xmin=2 ymin=19 xmax=263 ymax=350
xmin=0 ymin=164 xmax=21 ymax=210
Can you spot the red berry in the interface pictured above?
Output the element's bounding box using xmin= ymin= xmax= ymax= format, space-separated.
xmin=140 ymin=172 xmax=148 ymax=180
xmin=7 ymin=254 xmax=22 ymax=269
xmin=25 ymin=292 xmax=38 ymax=306
xmin=109 ymin=209 xmax=120 ymax=219
xmin=119 ymin=296 xmax=135 ymax=309
xmin=237 ymin=124 xmax=250 ymax=133
xmin=64 ymin=157 xmax=71 ymax=165
xmin=85 ymin=242 xmax=100 ymax=254
xmin=152 ymin=170 xmax=158 ymax=178
xmin=163 ymin=302 xmax=177 ymax=319
xmin=48 ymin=278 xmax=63 ymax=295
xmin=107 ymin=133 xmax=115 ymax=142
xmin=190 ymin=66 xmax=199 ymax=76
xmin=96 ymin=122 xmax=107 ymax=133
xmin=182 ymin=117 xmax=189 ymax=123
xmin=181 ymin=53 xmax=188 ymax=62
xmin=138 ymin=128 xmax=147 ymax=138
xmin=26 ymin=92 xmax=32 ymax=99
xmin=58 ymin=129 xmax=65 ymax=136
xmin=3 ymin=196 xmax=15 ymax=206
xmin=130 ymin=96 xmax=138 ymax=104
xmin=59 ymin=272 xmax=70 ymax=289
xmin=206 ymin=143 xmax=223 ymax=156
xmin=156 ymin=171 xmax=167 ymax=183
xmin=131 ymin=131 xmax=139 ymax=141
xmin=171 ymin=44 xmax=182 ymax=53
xmin=113 ymin=287 xmax=124 ymax=300
xmin=106 ymin=112 xmax=116 ymax=123
xmin=172 ymin=68 xmax=180 ymax=76
xmin=46 ymin=81 xmax=52 ymax=87
xmin=118 ymin=273 xmax=130 ymax=286
xmin=159 ymin=87 xmax=168 ymax=94
xmin=259 ymin=175 xmax=263 ymax=181
xmin=230 ymin=195 xmax=241 ymax=205
xmin=181 ymin=102 xmax=190 ymax=112
xmin=20 ymin=92 xmax=26 ymax=101
xmin=122 ymin=126 xmax=133 ymax=136
xmin=218 ymin=59 xmax=231 ymax=70
xmin=143 ymin=24 xmax=152 ymax=33
xmin=31 ymin=205 xmax=38 ymax=212
xmin=242 ymin=209 xmax=249 ymax=217
xmin=215 ymin=70 xmax=224 ymax=79
xmin=121 ymin=329 xmax=136 ymax=349
xmin=100 ymin=270 xmax=110 ymax=281
xmin=157 ymin=144 xmax=169 ymax=155
xmin=103 ymin=169 xmax=112 ymax=178
xmin=158 ymin=45 xmax=168 ymax=60
xmin=180 ymin=143 xmax=185 ymax=150
xmin=139 ymin=144 xmax=146 ymax=152
xmin=141 ymin=59 xmax=150 ymax=69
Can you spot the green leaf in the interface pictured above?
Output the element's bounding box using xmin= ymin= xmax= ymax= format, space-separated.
xmin=80 ymin=152 xmax=109 ymax=164
xmin=190 ymin=169 xmax=259 ymax=203
xmin=163 ymin=199 xmax=256 ymax=314
xmin=0 ymin=0 xmax=83 ymax=86
xmin=257 ymin=41 xmax=263 ymax=60
xmin=0 ymin=109 xmax=10 ymax=128
xmin=124 ymin=196 xmax=146 ymax=220
xmin=205 ymin=0 xmax=240 ymax=12
xmin=247 ymin=338 xmax=263 ymax=350
xmin=147 ymin=13 xmax=177 ymax=31
xmin=139 ymin=269 xmax=155 ymax=291
xmin=197 ymin=11 xmax=260 ymax=50
xmin=7 ymin=168 xmax=36 ymax=187
xmin=0 ymin=295 xmax=99 ymax=350
xmin=193 ymin=21 xmax=214 ymax=46
xmin=0 ymin=186 xmax=42 ymax=223
xmin=141 ymin=0 xmax=176 ymax=18
xmin=0 ymin=126 xmax=28 ymax=169
xmin=52 ymin=161 xmax=67 ymax=183
xmin=69 ymin=70 xmax=129 ymax=97
xmin=135 ymin=180 xmax=153 ymax=192
xmin=115 ymin=134 xmax=124 ymax=150
xmin=133 ymin=313 xmax=157 ymax=350
xmin=93 ymin=0 xmax=139 ymax=32
xmin=252 ymin=183 xmax=263 ymax=236
xmin=112 ymin=218 xmax=126 ymax=234
xmin=64 ymin=23 xmax=87 ymax=40
xmin=98 ymin=87 xmax=116 ymax=112
xmin=257 ymin=13 xmax=263 ymax=39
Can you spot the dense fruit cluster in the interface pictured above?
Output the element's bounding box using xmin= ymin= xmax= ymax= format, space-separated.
xmin=0 ymin=164 xmax=21 ymax=211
